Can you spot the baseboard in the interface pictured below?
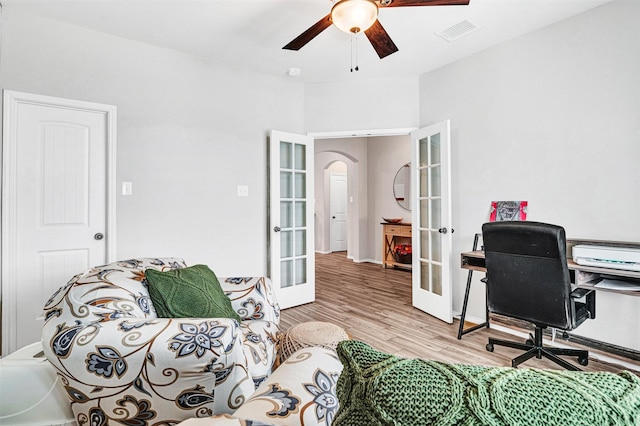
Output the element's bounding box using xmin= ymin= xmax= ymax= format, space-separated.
xmin=314 ymin=251 xmax=378 ymax=265
xmin=454 ymin=311 xmax=485 ymax=326
xmin=354 ymin=258 xmax=378 ymax=264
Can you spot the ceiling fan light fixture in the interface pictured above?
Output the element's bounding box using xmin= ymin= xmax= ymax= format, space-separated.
xmin=331 ymin=0 xmax=379 ymax=34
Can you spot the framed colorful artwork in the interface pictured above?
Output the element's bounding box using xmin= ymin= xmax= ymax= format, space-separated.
xmin=490 ymin=201 xmax=528 ymax=222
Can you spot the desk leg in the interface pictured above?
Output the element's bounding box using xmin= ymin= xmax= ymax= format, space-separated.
xmin=457 ymin=270 xmax=489 ymax=340
xmin=383 ymin=235 xmax=390 ymax=268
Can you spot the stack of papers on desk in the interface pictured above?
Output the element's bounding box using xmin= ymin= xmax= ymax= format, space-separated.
xmin=594 ymin=279 xmax=640 ymax=291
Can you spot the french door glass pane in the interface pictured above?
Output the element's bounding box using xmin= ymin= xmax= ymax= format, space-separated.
xmin=432 ymin=264 xmax=442 ymax=295
xmin=295 ymin=230 xmax=306 ymax=256
xmin=419 ymin=168 xmax=429 ymax=197
xmin=420 ymin=263 xmax=430 ymax=291
xmin=420 ymin=230 xmax=429 ymax=259
xmin=430 ymin=133 xmax=441 ymax=164
xmin=295 ymin=201 xmax=306 ymax=226
xmin=281 ymin=260 xmax=293 ymax=288
xmin=420 ymin=199 xmax=429 ymax=227
xmin=295 ymin=172 xmax=306 ymax=198
xmin=431 ymin=230 xmax=442 ymax=262
xmin=281 ymin=201 xmax=292 ymax=228
xmin=419 ymin=137 xmax=429 ymax=166
xmin=280 ymin=142 xmax=292 ymax=169
xmin=431 ymin=199 xmax=441 ymax=228
xmin=295 ymin=258 xmax=307 ymax=285
xmin=281 ymin=230 xmax=293 ymax=258
xmin=431 ymin=166 xmax=441 ymax=197
xmin=281 ymin=171 xmax=292 ymax=198
xmin=294 ymin=144 xmax=306 ymax=170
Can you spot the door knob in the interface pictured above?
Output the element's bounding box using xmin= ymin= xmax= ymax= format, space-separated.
xmin=438 ymin=228 xmax=448 ymax=234
xmin=94 ymin=233 xmax=105 ymax=240
xmin=332 ymin=216 xmax=336 ymax=219
xmin=273 ymin=226 xmax=281 ymax=232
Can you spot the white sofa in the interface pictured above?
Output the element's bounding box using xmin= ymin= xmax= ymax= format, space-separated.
xmin=41 ymin=257 xmax=280 ymax=425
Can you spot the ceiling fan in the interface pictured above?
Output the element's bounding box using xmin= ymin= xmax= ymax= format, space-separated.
xmin=283 ymin=0 xmax=471 ymax=59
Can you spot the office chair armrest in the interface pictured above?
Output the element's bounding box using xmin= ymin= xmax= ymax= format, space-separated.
xmin=571 ymin=287 xmax=596 ymax=319
xmin=571 ymin=288 xmax=592 ymax=299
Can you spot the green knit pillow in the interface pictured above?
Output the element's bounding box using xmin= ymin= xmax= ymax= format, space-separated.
xmin=145 ymin=264 xmax=241 ymax=321
xmin=334 ymin=340 xmax=640 ymax=426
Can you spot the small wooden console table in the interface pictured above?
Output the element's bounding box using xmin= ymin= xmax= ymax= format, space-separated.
xmin=381 ymin=222 xmax=412 ymax=269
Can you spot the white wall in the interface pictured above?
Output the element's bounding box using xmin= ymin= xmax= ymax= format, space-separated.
xmin=420 ymin=0 xmax=640 ymax=350
xmin=0 ymin=9 xmax=305 ymax=276
xmin=304 ymin=77 xmax=419 ymax=132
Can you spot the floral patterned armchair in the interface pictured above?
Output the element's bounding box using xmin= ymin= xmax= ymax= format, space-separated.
xmin=179 ymin=346 xmax=344 ymax=426
xmin=41 ymin=257 xmax=280 ymax=425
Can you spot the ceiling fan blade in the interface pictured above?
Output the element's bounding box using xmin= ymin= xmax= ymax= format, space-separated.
xmin=283 ymin=14 xmax=333 ymax=51
xmin=379 ymin=0 xmax=469 ymax=7
xmin=365 ymin=20 xmax=399 ymax=59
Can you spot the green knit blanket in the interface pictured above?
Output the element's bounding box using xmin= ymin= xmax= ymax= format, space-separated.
xmin=334 ymin=340 xmax=640 ymax=426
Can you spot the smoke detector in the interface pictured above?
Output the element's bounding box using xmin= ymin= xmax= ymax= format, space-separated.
xmin=287 ymin=67 xmax=302 ymax=77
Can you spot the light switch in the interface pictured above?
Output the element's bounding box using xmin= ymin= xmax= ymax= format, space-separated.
xmin=237 ymin=185 xmax=249 ymax=197
xmin=122 ymin=181 xmax=133 ymax=196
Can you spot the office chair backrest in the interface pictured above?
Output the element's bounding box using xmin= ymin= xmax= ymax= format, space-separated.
xmin=482 ymin=221 xmax=574 ymax=330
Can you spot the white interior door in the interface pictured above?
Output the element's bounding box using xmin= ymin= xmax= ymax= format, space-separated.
xmin=1 ymin=90 xmax=116 ymax=355
xmin=269 ymin=130 xmax=315 ymax=309
xmin=411 ymin=120 xmax=453 ymax=323
xmin=330 ymin=172 xmax=347 ymax=252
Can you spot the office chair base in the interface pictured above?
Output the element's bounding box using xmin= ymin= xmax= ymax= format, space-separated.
xmin=486 ymin=328 xmax=589 ymax=371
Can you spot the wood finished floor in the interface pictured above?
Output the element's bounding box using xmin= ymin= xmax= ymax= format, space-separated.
xmin=280 ymin=252 xmax=638 ymax=374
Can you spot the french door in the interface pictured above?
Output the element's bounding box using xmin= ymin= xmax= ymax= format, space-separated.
xmin=269 ymin=131 xmax=315 ymax=309
xmin=411 ymin=120 xmax=453 ymax=323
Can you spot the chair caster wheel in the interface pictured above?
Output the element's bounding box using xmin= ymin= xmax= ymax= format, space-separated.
xmin=486 ymin=343 xmax=494 ymax=352
xmin=578 ymin=356 xmax=589 ymax=366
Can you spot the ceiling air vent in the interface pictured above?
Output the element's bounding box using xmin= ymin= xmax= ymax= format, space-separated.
xmin=435 ymin=19 xmax=481 ymax=42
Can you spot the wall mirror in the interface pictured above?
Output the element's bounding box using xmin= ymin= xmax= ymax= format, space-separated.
xmin=393 ymin=163 xmax=411 ymax=211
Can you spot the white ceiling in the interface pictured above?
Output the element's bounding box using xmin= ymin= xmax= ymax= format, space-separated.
xmin=2 ymin=0 xmax=613 ymax=84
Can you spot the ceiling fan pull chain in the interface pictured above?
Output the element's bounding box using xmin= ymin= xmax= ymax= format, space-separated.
xmin=350 ymin=33 xmax=354 ymax=72
xmin=350 ymin=33 xmax=360 ymax=72
xmin=355 ymin=33 xmax=359 ymax=71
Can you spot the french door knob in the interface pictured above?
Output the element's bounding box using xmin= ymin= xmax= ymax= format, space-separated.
xmin=438 ymin=228 xmax=448 ymax=234
xmin=273 ymin=226 xmax=281 ymax=232
xmin=94 ymin=233 xmax=105 ymax=240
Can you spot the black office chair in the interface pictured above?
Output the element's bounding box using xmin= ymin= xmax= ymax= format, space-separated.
xmin=482 ymin=221 xmax=596 ymax=371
